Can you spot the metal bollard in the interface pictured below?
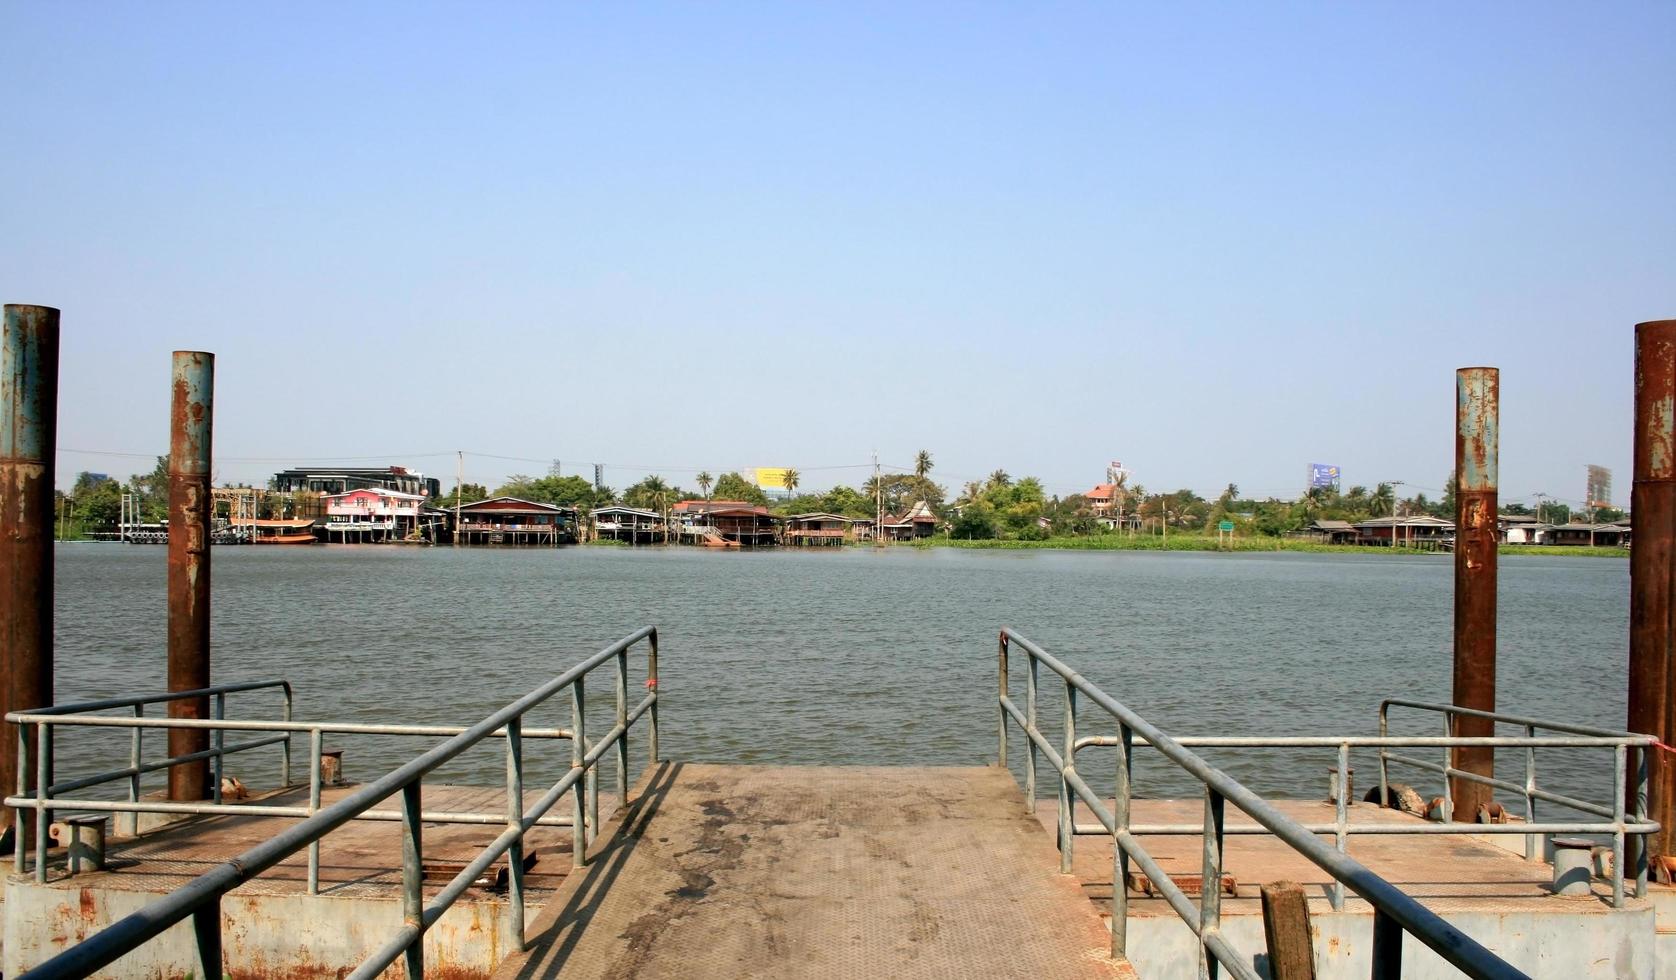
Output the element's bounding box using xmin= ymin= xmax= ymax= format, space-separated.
xmin=1551 ymin=837 xmax=1594 ymax=896
xmin=1327 ymin=767 xmax=1354 ymax=806
xmin=320 ymin=748 xmax=345 ymax=786
xmin=50 ymin=815 xmax=107 ymax=873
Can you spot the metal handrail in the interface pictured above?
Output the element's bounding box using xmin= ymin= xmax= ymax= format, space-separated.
xmin=1378 ymin=698 xmax=1653 ymax=893
xmin=14 ymin=625 xmax=660 ymax=980
xmin=1065 ymin=730 xmax=1654 ymax=908
xmin=6 ymin=714 xmax=583 ymax=889
xmin=19 ymin=678 xmax=293 ymax=716
xmin=997 ymin=627 xmax=1530 ymax=980
xmin=7 ymin=679 xmax=295 ymax=875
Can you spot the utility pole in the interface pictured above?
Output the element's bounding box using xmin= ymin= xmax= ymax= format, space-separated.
xmin=454 ymin=450 xmax=463 ymax=547
xmin=874 ymin=452 xmax=882 ymax=547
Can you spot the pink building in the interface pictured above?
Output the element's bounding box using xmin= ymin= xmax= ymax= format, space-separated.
xmin=323 ymin=488 xmax=427 ymax=542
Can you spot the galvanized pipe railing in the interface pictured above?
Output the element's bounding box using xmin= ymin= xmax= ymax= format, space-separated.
xmin=7 ymin=680 xmax=293 ymax=880
xmin=1066 ymin=731 xmax=1654 ymax=910
xmin=1377 ymin=697 xmax=1653 ymax=905
xmin=998 ymin=628 xmax=1530 ymax=980
xmin=13 ymin=626 xmax=660 ymax=980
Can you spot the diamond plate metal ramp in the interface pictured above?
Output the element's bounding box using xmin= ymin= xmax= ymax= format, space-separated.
xmin=495 ymin=762 xmax=1135 ymax=979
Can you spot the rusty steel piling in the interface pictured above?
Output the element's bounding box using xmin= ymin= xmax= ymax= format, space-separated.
xmin=1451 ymin=367 xmax=1499 ymax=821
xmin=168 ymin=352 xmax=214 ymax=801
xmin=1 ymin=305 xmax=59 ymax=840
xmin=1630 ymin=320 xmax=1676 ymax=874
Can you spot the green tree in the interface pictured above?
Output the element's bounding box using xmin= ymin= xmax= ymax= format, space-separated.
xmin=696 ymin=471 xmax=713 ymax=499
xmin=1371 ymin=483 xmax=1395 ymax=517
xmin=623 ymin=476 xmax=671 ymax=511
xmin=711 ymin=472 xmax=769 ymax=506
xmin=782 ymin=468 xmax=800 ymax=498
xmin=432 ymin=483 xmax=488 ymax=509
xmin=950 ymin=502 xmax=998 ymax=539
xmin=74 ymin=473 xmax=124 ymax=529
xmin=915 ymin=450 xmax=933 ymax=481
xmin=129 ymin=456 xmax=171 ymax=521
xmin=823 ymin=485 xmax=870 ymax=516
xmin=494 ymin=474 xmax=538 ymax=499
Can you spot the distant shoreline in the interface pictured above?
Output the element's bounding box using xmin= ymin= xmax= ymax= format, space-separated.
xmin=913 ymin=537 xmax=1629 ymax=558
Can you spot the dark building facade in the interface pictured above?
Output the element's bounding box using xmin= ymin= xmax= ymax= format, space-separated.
xmin=270 ymin=466 xmax=441 ymax=499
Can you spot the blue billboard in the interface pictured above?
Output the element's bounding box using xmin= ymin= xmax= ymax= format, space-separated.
xmin=1309 ymin=464 xmax=1341 ymax=489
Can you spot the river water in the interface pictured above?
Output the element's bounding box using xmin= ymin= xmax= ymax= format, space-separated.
xmin=49 ymin=544 xmax=1630 ymax=808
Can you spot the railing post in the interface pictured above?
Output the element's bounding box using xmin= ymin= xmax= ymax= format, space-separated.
xmin=572 ymin=679 xmax=588 ymax=868
xmin=1059 ymin=680 xmax=1076 ymax=874
xmin=280 ymin=685 xmax=293 ymax=787
xmin=1025 ymin=654 xmax=1038 ymax=815
xmin=14 ymin=724 xmax=27 ymax=876
xmin=401 ymin=780 xmax=424 ymax=980
xmin=615 ymin=648 xmax=629 ymax=807
xmin=192 ymin=899 xmax=223 ymax=980
xmin=1637 ymin=745 xmax=1651 ymax=899
xmin=998 ymin=633 xmax=1009 ymax=768
xmin=307 ymin=728 xmax=322 ymax=895
xmin=1614 ymin=743 xmax=1628 ymax=908
xmin=1371 ymin=908 xmax=1402 ymax=980
xmin=35 ymin=721 xmax=50 ymax=882
xmin=505 ymin=716 xmax=526 ymax=952
xmin=1440 ymin=711 xmax=1454 ymax=822
xmin=1112 ymin=722 xmax=1132 ymax=960
xmin=1332 ymin=742 xmax=1349 ymax=911
xmin=1377 ymin=703 xmax=1390 ymax=808
xmin=129 ymin=704 xmax=143 ymax=811
xmin=211 ymin=692 xmax=225 ymax=805
xmin=647 ymin=631 xmax=659 ymax=766
xmin=1201 ymin=787 xmax=1225 ymax=979
xmin=1524 ymin=724 xmax=1538 ymax=861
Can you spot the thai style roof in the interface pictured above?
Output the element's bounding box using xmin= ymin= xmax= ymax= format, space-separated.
xmin=591 ymin=505 xmax=661 ymax=519
xmin=459 ymin=496 xmax=575 ymax=514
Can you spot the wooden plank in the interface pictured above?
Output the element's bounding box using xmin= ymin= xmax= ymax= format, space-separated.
xmin=1260 ymin=880 xmax=1316 ymax=980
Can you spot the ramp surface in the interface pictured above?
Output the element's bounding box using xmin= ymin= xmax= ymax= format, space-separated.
xmin=497 ymin=762 xmax=1130 ymax=979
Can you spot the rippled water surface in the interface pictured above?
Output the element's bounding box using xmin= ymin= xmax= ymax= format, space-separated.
xmin=51 ymin=544 xmax=1629 ymax=805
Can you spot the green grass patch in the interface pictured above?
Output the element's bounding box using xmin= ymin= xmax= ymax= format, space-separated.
xmin=914 ymin=536 xmax=1629 ymax=557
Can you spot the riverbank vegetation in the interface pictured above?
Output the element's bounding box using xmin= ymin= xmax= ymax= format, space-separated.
xmin=54 ymin=447 xmax=1626 ymax=554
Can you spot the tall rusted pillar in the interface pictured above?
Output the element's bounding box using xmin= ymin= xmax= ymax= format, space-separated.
xmin=1451 ymin=366 xmax=1499 ymax=821
xmin=1630 ymin=320 xmax=1676 ymax=872
xmin=1 ymin=305 xmax=59 ymax=837
xmin=167 ymin=352 xmax=214 ymax=801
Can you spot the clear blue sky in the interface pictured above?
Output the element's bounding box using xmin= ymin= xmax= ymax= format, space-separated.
xmin=5 ymin=2 xmax=1671 ymax=508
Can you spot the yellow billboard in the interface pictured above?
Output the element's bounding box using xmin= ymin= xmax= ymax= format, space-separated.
xmin=755 ymin=467 xmax=791 ymax=490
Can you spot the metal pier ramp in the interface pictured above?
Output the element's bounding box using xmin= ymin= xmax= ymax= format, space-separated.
xmin=495 ymin=762 xmax=1134 ymax=979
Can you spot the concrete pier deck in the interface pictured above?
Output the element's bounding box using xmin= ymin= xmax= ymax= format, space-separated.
xmin=494 ymin=762 xmax=1135 ymax=979
xmin=5 ymin=768 xmax=1661 ymax=977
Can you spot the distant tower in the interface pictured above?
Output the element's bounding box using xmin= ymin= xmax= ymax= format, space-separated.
xmin=549 ymin=458 xmax=562 ymax=477
xmin=594 ymin=463 xmax=604 ymax=490
xmin=1586 ymin=465 xmax=1612 ymax=510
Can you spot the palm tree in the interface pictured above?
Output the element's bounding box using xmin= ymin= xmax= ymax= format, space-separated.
xmin=696 ymin=471 xmax=713 ymax=500
xmin=915 ymin=450 xmax=933 ymax=480
xmin=1372 ymin=483 xmax=1395 ymax=518
xmin=783 ymin=468 xmax=800 ymax=498
xmin=988 ymin=469 xmax=1011 ymax=490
